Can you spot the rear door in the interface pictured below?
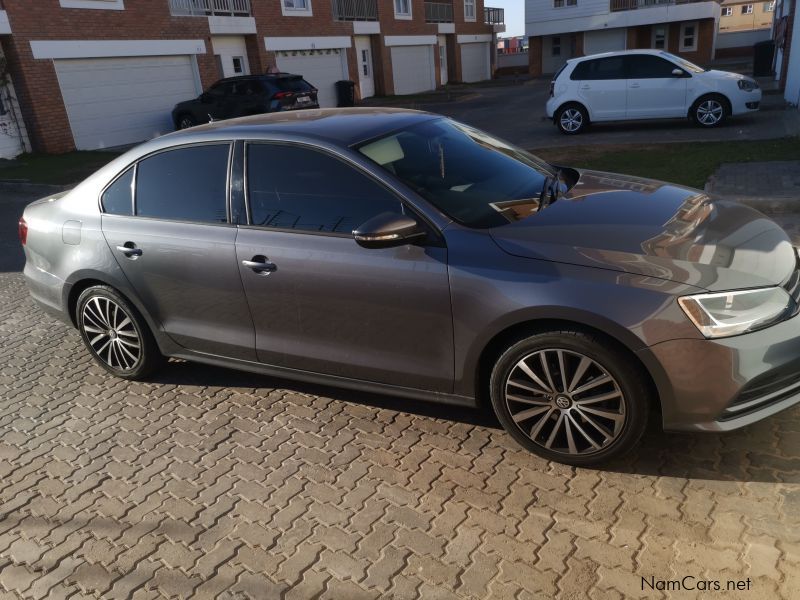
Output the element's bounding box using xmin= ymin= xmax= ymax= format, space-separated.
xmin=100 ymin=143 xmax=256 ymax=361
xmin=624 ymin=54 xmax=688 ymax=119
xmin=574 ymin=56 xmax=627 ymax=120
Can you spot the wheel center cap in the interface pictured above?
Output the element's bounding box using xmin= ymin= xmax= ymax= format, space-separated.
xmin=108 ymin=330 xmax=117 ymax=340
xmin=555 ymin=395 xmax=572 ymax=409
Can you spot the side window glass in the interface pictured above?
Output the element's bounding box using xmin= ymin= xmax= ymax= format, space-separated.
xmin=136 ymin=144 xmax=230 ymax=223
xmin=246 ymin=144 xmax=403 ymax=234
xmin=627 ymin=55 xmax=680 ymax=79
xmin=101 ymin=167 xmax=134 ymax=216
xmin=572 ymin=58 xmax=625 ymax=80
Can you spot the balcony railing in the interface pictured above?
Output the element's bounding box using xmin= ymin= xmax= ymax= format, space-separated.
xmin=332 ymin=0 xmax=378 ymax=21
xmin=610 ymin=0 xmax=698 ymax=11
xmin=425 ymin=2 xmax=454 ymax=23
xmin=484 ymin=6 xmax=504 ymax=24
xmin=169 ymin=0 xmax=251 ymax=17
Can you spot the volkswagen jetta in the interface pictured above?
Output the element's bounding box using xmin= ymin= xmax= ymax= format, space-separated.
xmin=20 ymin=109 xmax=800 ymax=465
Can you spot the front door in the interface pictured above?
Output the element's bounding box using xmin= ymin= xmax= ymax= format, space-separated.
xmin=235 ymin=142 xmax=454 ymax=392
xmin=100 ymin=143 xmax=256 ymax=361
xmin=355 ymin=36 xmax=375 ymax=99
xmin=625 ymin=54 xmax=688 ymax=119
xmin=575 ymin=55 xmax=627 ymax=121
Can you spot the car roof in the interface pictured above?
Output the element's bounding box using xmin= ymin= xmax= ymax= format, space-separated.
xmin=161 ymin=107 xmax=441 ymax=147
xmin=568 ymin=49 xmax=676 ymax=63
xmin=214 ymin=73 xmax=304 ymax=85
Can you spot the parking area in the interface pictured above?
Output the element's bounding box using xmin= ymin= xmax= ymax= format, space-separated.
xmin=405 ymin=80 xmax=800 ymax=150
xmin=1 ymin=189 xmax=799 ymax=598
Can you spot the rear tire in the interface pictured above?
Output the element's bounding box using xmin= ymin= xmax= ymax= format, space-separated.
xmin=76 ymin=285 xmax=164 ymax=380
xmin=555 ymin=103 xmax=588 ymax=135
xmin=489 ymin=329 xmax=650 ymax=466
xmin=690 ymin=95 xmax=728 ymax=128
xmin=176 ymin=114 xmax=197 ymax=130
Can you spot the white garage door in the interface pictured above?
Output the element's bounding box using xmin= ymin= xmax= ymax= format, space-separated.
xmin=460 ymin=42 xmax=490 ymax=83
xmin=391 ymin=46 xmax=436 ymax=95
xmin=584 ymin=29 xmax=627 ymax=55
xmin=276 ymin=49 xmax=348 ymax=108
xmin=54 ymin=55 xmax=199 ymax=150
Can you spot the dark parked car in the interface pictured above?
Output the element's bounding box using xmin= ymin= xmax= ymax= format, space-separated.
xmin=20 ymin=109 xmax=800 ymax=465
xmin=172 ymin=72 xmax=319 ymax=130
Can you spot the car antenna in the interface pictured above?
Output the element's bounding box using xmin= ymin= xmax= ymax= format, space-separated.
xmin=208 ymin=114 xmax=215 ymax=123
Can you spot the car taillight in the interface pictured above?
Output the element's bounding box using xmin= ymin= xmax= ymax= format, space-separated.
xmin=274 ymin=91 xmax=294 ymax=99
xmin=549 ymin=81 xmax=555 ymax=97
xmin=18 ymin=217 xmax=27 ymax=246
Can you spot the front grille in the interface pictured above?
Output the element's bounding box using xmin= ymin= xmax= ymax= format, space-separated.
xmin=722 ymin=367 xmax=800 ymax=420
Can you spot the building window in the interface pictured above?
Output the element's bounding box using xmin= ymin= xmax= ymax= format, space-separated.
xmin=281 ymin=0 xmax=312 ymax=16
xmin=722 ymin=7 xmax=732 ymax=16
xmin=652 ymin=25 xmax=668 ymax=49
xmin=764 ymin=0 xmax=775 ymax=10
xmin=742 ymin=4 xmax=754 ymax=13
xmin=232 ymin=57 xmax=244 ymax=74
xmin=680 ymin=22 xmax=698 ymax=52
xmin=439 ymin=46 xmax=447 ymax=70
xmin=552 ymin=37 xmax=561 ymax=56
xmin=465 ymin=0 xmax=476 ymax=21
xmin=553 ymin=0 xmax=577 ymax=6
xmin=59 ymin=0 xmax=125 ymax=9
xmin=394 ymin=0 xmax=412 ymax=19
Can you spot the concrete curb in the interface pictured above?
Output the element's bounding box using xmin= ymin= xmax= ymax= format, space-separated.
xmin=0 ymin=181 xmax=74 ymax=195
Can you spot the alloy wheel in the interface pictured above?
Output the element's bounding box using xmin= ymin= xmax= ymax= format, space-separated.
xmin=503 ymin=349 xmax=626 ymax=456
xmin=696 ymin=100 xmax=724 ymax=126
xmin=81 ymin=296 xmax=142 ymax=371
xmin=560 ymin=108 xmax=583 ymax=133
xmin=179 ymin=117 xmax=194 ymax=130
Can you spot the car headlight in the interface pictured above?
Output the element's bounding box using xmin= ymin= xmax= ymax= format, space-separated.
xmin=738 ymin=79 xmax=758 ymax=91
xmin=678 ymin=287 xmax=793 ymax=338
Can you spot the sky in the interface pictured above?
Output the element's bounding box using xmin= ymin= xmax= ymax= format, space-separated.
xmin=491 ymin=0 xmax=525 ymax=38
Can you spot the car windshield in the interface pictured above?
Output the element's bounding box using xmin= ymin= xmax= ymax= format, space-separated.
xmin=357 ymin=119 xmax=555 ymax=228
xmin=660 ymin=52 xmax=706 ymax=73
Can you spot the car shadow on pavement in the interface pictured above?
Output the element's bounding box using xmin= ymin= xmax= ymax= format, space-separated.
xmin=151 ymin=359 xmax=799 ymax=485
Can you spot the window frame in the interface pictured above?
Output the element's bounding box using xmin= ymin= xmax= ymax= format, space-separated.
xmin=281 ymin=0 xmax=313 ymax=17
xmin=98 ymin=141 xmax=235 ymax=227
xmin=742 ymin=3 xmax=754 ymax=13
xmin=679 ymin=22 xmax=698 ymax=52
xmin=464 ymin=0 xmax=476 ymax=21
xmin=551 ymin=36 xmax=561 ymax=57
xmin=722 ymin=6 xmax=733 ymax=15
xmin=764 ymin=1 xmax=775 ymax=11
xmin=241 ymin=141 xmax=419 ymax=239
xmin=652 ymin=24 xmax=668 ymax=49
xmin=394 ymin=0 xmax=412 ymax=19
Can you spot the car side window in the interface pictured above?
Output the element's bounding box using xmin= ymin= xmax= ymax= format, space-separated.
xmin=570 ymin=57 xmax=626 ymax=81
xmin=135 ymin=144 xmax=231 ymax=224
xmin=101 ymin=167 xmax=134 ymax=216
xmin=246 ymin=143 xmax=403 ymax=234
xmin=626 ymin=55 xmax=681 ymax=79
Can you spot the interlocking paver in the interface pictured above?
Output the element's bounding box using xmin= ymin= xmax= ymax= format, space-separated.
xmin=0 ymin=271 xmax=798 ymax=598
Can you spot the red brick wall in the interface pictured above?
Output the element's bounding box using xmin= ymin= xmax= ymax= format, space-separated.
xmin=667 ymin=18 xmax=716 ymax=64
xmin=528 ymin=35 xmax=543 ymax=76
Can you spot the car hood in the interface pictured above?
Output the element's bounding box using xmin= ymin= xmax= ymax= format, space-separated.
xmin=700 ymin=69 xmax=749 ymax=82
xmin=490 ymin=170 xmax=796 ymax=292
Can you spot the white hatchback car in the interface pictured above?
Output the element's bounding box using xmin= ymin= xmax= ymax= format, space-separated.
xmin=546 ymin=50 xmax=761 ymax=134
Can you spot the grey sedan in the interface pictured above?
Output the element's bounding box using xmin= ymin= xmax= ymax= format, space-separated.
xmin=19 ymin=108 xmax=800 ymax=465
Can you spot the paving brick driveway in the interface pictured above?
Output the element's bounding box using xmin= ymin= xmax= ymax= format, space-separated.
xmin=0 ymin=270 xmax=798 ymax=600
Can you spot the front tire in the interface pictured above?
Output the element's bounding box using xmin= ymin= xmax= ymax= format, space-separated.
xmin=691 ymin=95 xmax=728 ymax=128
xmin=176 ymin=113 xmax=197 ymax=130
xmin=76 ymin=285 xmax=164 ymax=380
xmin=490 ymin=330 xmax=650 ymax=466
xmin=555 ymin=103 xmax=588 ymax=135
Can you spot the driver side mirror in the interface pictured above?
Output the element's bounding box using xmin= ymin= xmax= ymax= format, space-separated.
xmin=353 ymin=212 xmax=426 ymax=249
xmin=671 ymin=68 xmax=686 ymax=77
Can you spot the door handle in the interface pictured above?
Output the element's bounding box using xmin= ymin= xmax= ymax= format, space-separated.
xmin=580 ymin=85 xmax=591 ymax=90
xmin=629 ymin=83 xmax=640 ymax=88
xmin=242 ymin=256 xmax=277 ymax=274
xmin=116 ymin=243 xmax=142 ymax=258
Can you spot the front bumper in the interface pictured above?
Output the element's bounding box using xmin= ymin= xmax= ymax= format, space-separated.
xmin=730 ymin=88 xmax=762 ymax=115
xmin=638 ymin=311 xmax=800 ymax=432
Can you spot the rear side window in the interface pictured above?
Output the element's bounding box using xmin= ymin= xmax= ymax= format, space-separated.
xmin=626 ymin=55 xmax=681 ymax=79
xmin=570 ymin=57 xmax=626 ymax=81
xmin=273 ymin=77 xmax=315 ymax=93
xmin=102 ymin=167 xmax=134 ymax=216
xmin=246 ymin=143 xmax=402 ymax=234
xmin=135 ymin=144 xmax=230 ymax=223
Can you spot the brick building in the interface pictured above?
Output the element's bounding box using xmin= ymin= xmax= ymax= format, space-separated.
xmin=0 ymin=0 xmax=504 ymax=157
xmin=524 ymin=0 xmax=721 ymax=77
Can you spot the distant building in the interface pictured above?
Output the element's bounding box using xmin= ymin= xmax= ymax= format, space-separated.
xmin=719 ymin=0 xmax=774 ymax=31
xmin=497 ymin=35 xmax=527 ymax=53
